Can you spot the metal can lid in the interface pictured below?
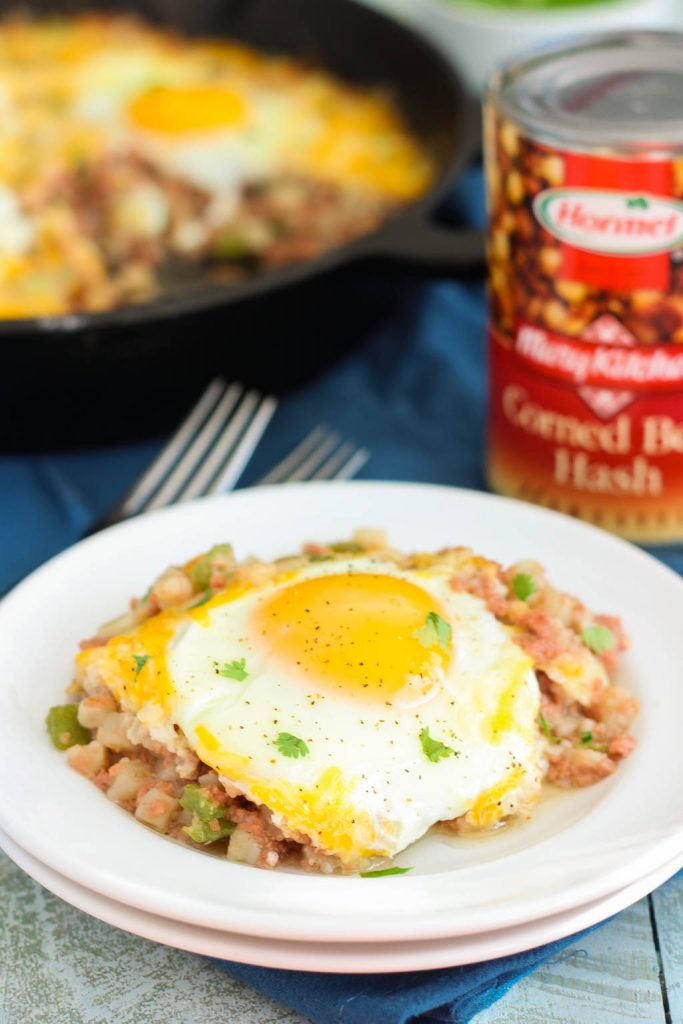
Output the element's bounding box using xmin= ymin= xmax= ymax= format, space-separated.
xmin=490 ymin=31 xmax=683 ymax=153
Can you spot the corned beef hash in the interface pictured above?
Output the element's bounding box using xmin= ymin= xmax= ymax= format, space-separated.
xmin=0 ymin=14 xmax=434 ymax=317
xmin=47 ymin=530 xmax=637 ymax=874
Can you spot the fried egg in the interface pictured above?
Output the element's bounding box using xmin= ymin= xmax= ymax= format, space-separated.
xmin=126 ymin=83 xmax=288 ymax=195
xmin=0 ymin=15 xmax=434 ymax=317
xmin=78 ymin=556 xmax=542 ymax=872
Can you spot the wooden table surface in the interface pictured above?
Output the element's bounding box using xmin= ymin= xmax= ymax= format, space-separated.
xmin=1 ymin=848 xmax=680 ymax=1024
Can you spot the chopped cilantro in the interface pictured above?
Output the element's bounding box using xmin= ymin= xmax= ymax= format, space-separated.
xmin=581 ymin=624 xmax=614 ymax=654
xmin=308 ymin=553 xmax=333 ymax=562
xmin=276 ymin=732 xmax=309 ymax=758
xmin=221 ymin=658 xmax=248 ymax=682
xmin=512 ymin=572 xmax=537 ymax=601
xmin=419 ymin=726 xmax=454 ymax=763
xmin=360 ymin=866 xmax=413 ymax=877
xmin=413 ymin=611 xmax=452 ymax=653
xmin=577 ymin=731 xmax=607 ymax=752
xmin=133 ymin=654 xmax=150 ymax=677
xmin=538 ymin=712 xmax=559 ymax=743
xmin=329 ymin=541 xmax=364 ymax=554
xmin=192 ymin=590 xmax=213 ymax=608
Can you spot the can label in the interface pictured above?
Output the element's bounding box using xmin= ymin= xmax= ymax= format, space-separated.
xmin=486 ymin=113 xmax=683 ymax=541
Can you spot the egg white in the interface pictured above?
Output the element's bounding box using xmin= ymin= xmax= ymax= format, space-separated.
xmin=162 ymin=557 xmax=542 ymax=870
xmin=127 ymin=90 xmax=290 ymax=196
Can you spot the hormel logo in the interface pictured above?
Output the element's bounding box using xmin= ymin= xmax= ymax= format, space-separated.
xmin=533 ymin=188 xmax=683 ymax=256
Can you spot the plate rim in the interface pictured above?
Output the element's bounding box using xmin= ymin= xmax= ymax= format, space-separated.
xmin=5 ymin=480 xmax=683 ymax=607
xmin=2 ymin=825 xmax=681 ymax=973
xmin=2 ymin=480 xmax=683 ymax=944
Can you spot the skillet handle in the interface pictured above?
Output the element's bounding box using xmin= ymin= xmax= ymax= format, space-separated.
xmin=359 ymin=216 xmax=486 ymax=279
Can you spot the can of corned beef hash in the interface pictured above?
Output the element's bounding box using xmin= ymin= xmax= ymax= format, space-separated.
xmin=485 ymin=32 xmax=683 ymax=543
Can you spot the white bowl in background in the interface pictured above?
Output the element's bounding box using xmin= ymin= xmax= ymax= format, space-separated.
xmin=364 ymin=0 xmax=679 ymax=95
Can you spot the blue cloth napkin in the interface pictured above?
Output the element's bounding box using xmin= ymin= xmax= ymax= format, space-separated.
xmin=223 ymin=935 xmax=592 ymax=1024
xmin=1 ymin=165 xmax=679 ymax=1023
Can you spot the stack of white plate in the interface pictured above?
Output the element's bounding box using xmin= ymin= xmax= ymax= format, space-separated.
xmin=1 ymin=483 xmax=682 ymax=973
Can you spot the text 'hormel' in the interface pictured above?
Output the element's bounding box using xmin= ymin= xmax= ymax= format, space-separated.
xmin=533 ymin=188 xmax=683 ymax=256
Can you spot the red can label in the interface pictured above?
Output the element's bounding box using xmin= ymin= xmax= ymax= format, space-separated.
xmin=485 ymin=112 xmax=683 ymax=541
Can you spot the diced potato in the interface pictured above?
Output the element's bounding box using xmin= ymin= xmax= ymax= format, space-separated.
xmin=154 ymin=758 xmax=181 ymax=783
xmin=106 ymin=758 xmax=150 ymax=804
xmin=352 ymin=528 xmax=387 ymax=550
xmin=110 ymin=184 xmax=169 ymax=239
xmin=237 ymin=560 xmax=277 ymax=586
xmin=135 ymin=787 xmax=180 ymax=831
xmin=96 ymin=711 xmax=136 ymax=753
xmin=77 ymin=694 xmax=117 ymax=730
xmin=152 ymin=567 xmax=194 ymax=610
xmin=227 ymin=826 xmax=261 ymax=866
xmin=198 ymin=770 xmax=220 ymax=788
xmin=545 ymin=647 xmax=608 ymax=707
xmin=66 ymin=740 xmax=108 ymax=778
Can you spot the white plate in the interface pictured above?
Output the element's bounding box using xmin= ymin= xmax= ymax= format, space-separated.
xmin=1 ymin=482 xmax=682 ymax=944
xmin=2 ymin=826 xmax=681 ymax=973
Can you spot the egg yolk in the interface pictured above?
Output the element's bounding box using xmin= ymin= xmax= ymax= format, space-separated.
xmin=128 ymin=84 xmax=247 ymax=133
xmin=253 ymin=573 xmax=451 ymax=699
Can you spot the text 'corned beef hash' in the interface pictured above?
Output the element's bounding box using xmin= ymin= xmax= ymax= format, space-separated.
xmin=47 ymin=530 xmax=637 ymax=875
xmin=0 ymin=14 xmax=433 ymax=318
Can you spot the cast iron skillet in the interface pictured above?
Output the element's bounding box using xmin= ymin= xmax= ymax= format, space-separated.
xmin=2 ymin=0 xmax=484 ymax=447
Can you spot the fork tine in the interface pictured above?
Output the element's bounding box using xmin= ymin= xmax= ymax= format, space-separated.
xmin=173 ymin=389 xmax=260 ymax=502
xmin=328 ymin=446 xmax=370 ymax=481
xmin=256 ymin=424 xmax=331 ymax=486
xmin=310 ymin=440 xmax=357 ymax=481
xmin=280 ymin=431 xmax=342 ymax=483
xmin=177 ymin=391 xmax=277 ymax=502
xmin=119 ymin=377 xmax=229 ymax=518
xmin=205 ymin=395 xmax=279 ymax=495
xmin=142 ymin=382 xmax=244 ymax=513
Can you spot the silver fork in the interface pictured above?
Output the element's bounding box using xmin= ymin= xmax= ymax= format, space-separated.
xmin=258 ymin=424 xmax=370 ymax=485
xmin=88 ymin=378 xmax=369 ymax=534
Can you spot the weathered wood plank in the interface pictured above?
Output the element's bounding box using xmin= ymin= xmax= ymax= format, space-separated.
xmin=475 ymin=899 xmax=666 ymax=1024
xmin=652 ymin=871 xmax=683 ymax=1024
xmin=0 ymin=851 xmax=309 ymax=1024
xmin=2 ymin=845 xmax=674 ymax=1024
